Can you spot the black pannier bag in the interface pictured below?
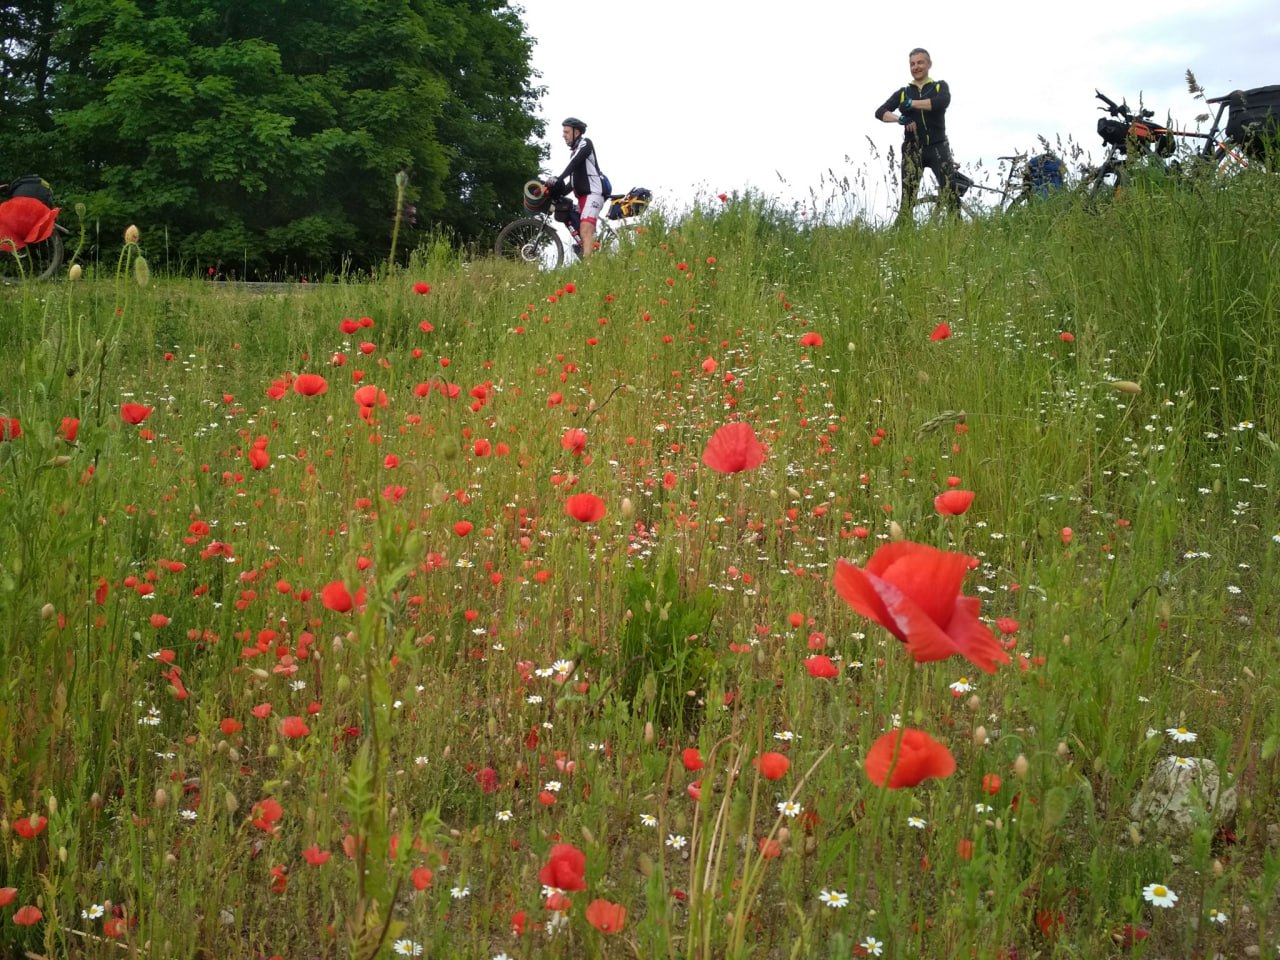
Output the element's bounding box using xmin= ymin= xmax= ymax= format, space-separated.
xmin=1098 ymin=117 xmax=1129 ymax=147
xmin=1225 ymin=85 xmax=1280 ymax=158
xmin=2 ymin=174 xmax=55 ymax=206
xmin=553 ymin=196 xmax=576 ymax=224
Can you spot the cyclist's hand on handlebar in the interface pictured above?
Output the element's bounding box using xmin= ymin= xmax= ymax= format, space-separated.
xmin=897 ymin=113 xmax=912 ymax=125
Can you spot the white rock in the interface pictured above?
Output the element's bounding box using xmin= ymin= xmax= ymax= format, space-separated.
xmin=1129 ymin=757 xmax=1237 ymax=838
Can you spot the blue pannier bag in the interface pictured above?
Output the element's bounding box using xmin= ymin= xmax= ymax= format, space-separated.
xmin=1026 ymin=154 xmax=1064 ymax=196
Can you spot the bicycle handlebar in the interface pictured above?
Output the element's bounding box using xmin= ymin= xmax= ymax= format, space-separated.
xmin=1095 ymin=89 xmax=1155 ymax=121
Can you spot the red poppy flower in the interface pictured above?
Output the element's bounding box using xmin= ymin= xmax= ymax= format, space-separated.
xmin=320 ymin=581 xmax=352 ymax=612
xmin=0 ymin=196 xmax=59 ymax=250
xmin=279 ymin=716 xmax=310 ymax=738
xmin=930 ymin=322 xmax=952 ymax=341
xmin=803 ymin=655 xmax=838 ymax=678
xmin=681 ymin=747 xmax=703 ymax=771
xmin=120 ymin=402 xmax=153 ymax=425
xmin=0 ymin=887 xmax=15 ymax=906
xmin=12 ymin=815 xmax=47 ymax=838
xmin=982 ymin=772 xmax=1002 ymax=794
xmin=565 ymin=493 xmax=606 ymax=523
xmin=538 ymin=843 xmax=586 ymax=891
xmin=585 ymin=898 xmax=627 ymax=934
xmin=453 ymin=520 xmax=473 ymax=537
xmin=702 ymin=422 xmax=765 ymax=473
xmin=413 ymin=281 xmax=431 ymax=294
xmin=561 ymin=428 xmax=588 ymax=455
xmin=220 ymin=717 xmax=243 ymax=735
xmin=701 ymin=356 xmax=718 ymax=374
xmin=13 ymin=904 xmax=43 ymax=926
xmin=799 ymin=332 xmax=823 ymax=347
xmin=753 ymin=752 xmax=790 ymax=780
xmin=475 ymin=766 xmax=499 ymax=793
xmin=251 ymin=796 xmax=283 ymax=831
xmin=411 ymin=866 xmax=433 ymax=889
xmin=0 ymin=418 xmax=20 ymax=441
xmin=293 ymin=373 xmax=328 ymax=396
xmin=1059 ymin=331 xmax=1075 ymax=343
xmin=934 ymin=490 xmax=975 ymax=515
xmin=302 ymin=844 xmax=331 ymax=866
xmin=864 ymin=728 xmax=956 ymax=788
xmin=833 ymin=542 xmax=1011 ymax=673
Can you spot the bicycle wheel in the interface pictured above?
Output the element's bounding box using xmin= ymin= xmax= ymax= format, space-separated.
xmin=494 ymin=218 xmax=562 ymax=269
xmin=0 ymin=229 xmax=65 ymax=283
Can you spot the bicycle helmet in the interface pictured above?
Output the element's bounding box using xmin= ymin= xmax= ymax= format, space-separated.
xmin=561 ymin=117 xmax=587 ymax=133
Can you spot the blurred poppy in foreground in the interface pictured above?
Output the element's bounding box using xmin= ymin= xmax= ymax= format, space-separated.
xmin=0 ymin=196 xmax=58 ymax=250
xmin=538 ymin=843 xmax=586 ymax=891
xmin=702 ymin=422 xmax=765 ymax=474
xmin=834 ymin=542 xmax=1010 ymax=673
xmin=864 ymin=728 xmax=956 ymax=788
xmin=565 ymin=493 xmax=606 ymax=523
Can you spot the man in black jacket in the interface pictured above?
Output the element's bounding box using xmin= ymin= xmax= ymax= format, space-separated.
xmin=876 ymin=48 xmax=960 ymax=225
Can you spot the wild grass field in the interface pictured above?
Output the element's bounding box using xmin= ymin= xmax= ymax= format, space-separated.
xmin=2 ymin=177 xmax=1279 ymax=960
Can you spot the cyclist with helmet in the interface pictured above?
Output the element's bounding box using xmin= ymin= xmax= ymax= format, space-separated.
xmin=875 ymin=48 xmax=961 ymax=225
xmin=546 ymin=117 xmax=605 ymax=259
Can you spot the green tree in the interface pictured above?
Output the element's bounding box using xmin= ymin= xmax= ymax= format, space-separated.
xmin=43 ymin=0 xmax=543 ymax=272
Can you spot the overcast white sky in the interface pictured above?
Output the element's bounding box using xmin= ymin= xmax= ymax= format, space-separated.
xmin=516 ymin=0 xmax=1279 ymax=222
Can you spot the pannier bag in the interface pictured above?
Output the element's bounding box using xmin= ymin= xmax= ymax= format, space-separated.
xmin=1026 ymin=154 xmax=1065 ymax=195
xmin=2 ymin=175 xmax=55 ymax=206
xmin=607 ymin=187 xmax=652 ymax=220
xmin=952 ymin=172 xmax=973 ymax=198
xmin=1097 ymin=118 xmax=1174 ymax=156
xmin=1225 ymin=85 xmax=1280 ymax=158
xmin=553 ymin=196 xmax=576 ymax=224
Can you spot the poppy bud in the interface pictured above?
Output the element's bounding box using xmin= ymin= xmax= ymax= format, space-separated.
xmin=228 ymin=748 xmax=240 ymax=763
xmin=643 ymin=721 xmax=654 ymax=744
xmin=154 ymin=789 xmax=169 ymax=809
xmin=1213 ymin=858 xmax=1224 ymax=877
xmin=124 ymin=224 xmax=140 ymax=244
xmin=1128 ymin=824 xmax=1141 ymax=846
xmin=59 ymin=845 xmax=67 ymax=863
xmin=621 ymin=497 xmax=634 ymax=518
xmin=41 ymin=603 xmax=55 ymax=619
xmin=251 ymin=668 xmax=270 ymax=681
xmin=134 ymin=255 xmax=150 ymax=287
xmin=888 ymin=520 xmax=904 ymax=541
xmin=47 ymin=456 xmax=71 ymax=468
xmin=973 ymin=725 xmax=987 ymax=746
xmin=1013 ymin=754 xmax=1029 ymax=778
xmin=69 ymin=263 xmax=82 ymax=281
xmin=581 ymin=825 xmax=595 ymax=846
xmin=336 ymin=674 xmax=351 ymax=693
xmin=637 ymin=852 xmax=654 ymax=877
xmin=89 ymin=792 xmax=102 ymax=810
xmin=967 ymin=694 xmax=981 ymax=711
xmin=47 ymin=796 xmax=57 ymax=816
xmin=1109 ymin=380 xmax=1141 ymax=394
xmin=267 ymin=743 xmax=281 ymax=758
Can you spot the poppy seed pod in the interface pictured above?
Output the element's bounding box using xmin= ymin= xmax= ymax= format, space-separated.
xmin=124 ymin=224 xmax=140 ymax=244
xmin=1109 ymin=380 xmax=1141 ymax=394
xmin=68 ymin=263 xmax=82 ymax=281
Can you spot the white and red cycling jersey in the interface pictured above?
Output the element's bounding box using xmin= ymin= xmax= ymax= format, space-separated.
xmin=551 ymin=136 xmax=605 ymax=223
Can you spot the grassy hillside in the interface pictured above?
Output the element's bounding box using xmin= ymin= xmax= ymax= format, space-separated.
xmin=1 ymin=176 xmax=1279 ymax=958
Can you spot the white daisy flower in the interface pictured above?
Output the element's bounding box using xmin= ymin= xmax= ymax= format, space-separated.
xmin=949 ymin=677 xmax=973 ymax=694
xmin=392 ymin=940 xmax=423 ymax=957
xmin=666 ymin=833 xmax=687 ymax=849
xmin=1166 ymin=726 xmax=1197 ymax=743
xmin=777 ymin=800 xmax=802 ymax=817
xmin=496 ymin=809 xmax=513 ymax=821
xmin=451 ymin=884 xmax=470 ymax=899
xmin=640 ymin=813 xmax=657 ymax=827
xmin=82 ymin=904 xmax=105 ymax=920
xmin=907 ymin=816 xmax=927 ymax=829
xmin=818 ymin=889 xmax=848 ymax=908
xmin=1142 ymin=882 xmax=1178 ymax=908
xmin=860 ymin=936 xmax=884 ymax=956
xmin=1208 ymin=907 xmax=1228 ymax=924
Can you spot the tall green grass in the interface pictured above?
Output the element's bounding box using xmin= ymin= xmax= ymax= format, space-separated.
xmin=1 ymin=175 xmax=1278 ymax=958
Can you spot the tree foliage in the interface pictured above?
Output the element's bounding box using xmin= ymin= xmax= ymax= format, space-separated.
xmin=0 ymin=0 xmax=544 ymax=272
